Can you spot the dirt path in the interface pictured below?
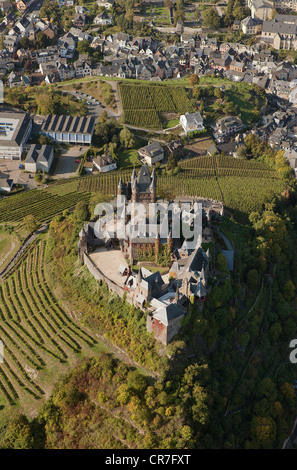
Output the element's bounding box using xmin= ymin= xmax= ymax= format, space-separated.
xmin=0 ymin=224 xmax=48 ymax=280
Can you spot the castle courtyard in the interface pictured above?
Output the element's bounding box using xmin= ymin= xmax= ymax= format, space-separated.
xmin=89 ymin=247 xmax=129 ymax=286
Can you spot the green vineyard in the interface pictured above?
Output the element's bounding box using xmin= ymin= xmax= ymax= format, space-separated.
xmin=0 ymin=240 xmax=97 ymax=406
xmin=119 ymin=82 xmax=194 ymax=129
xmin=76 ymin=155 xmax=287 ymax=216
xmin=0 ymin=155 xmax=288 ymax=225
xmin=0 ymin=181 xmax=91 ymax=223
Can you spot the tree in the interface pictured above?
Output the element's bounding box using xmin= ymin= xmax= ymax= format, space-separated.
xmin=189 ymin=74 xmax=199 ymax=86
xmin=77 ymin=39 xmax=91 ymax=55
xmin=20 ymin=36 xmax=30 ymax=49
xmin=203 ymin=8 xmax=221 ymax=29
xmin=119 ymin=126 xmax=135 ymax=149
xmin=1 ymin=415 xmax=34 ymax=449
xmin=23 ymin=214 xmax=38 ymax=233
xmin=167 ymin=153 xmax=177 ymax=170
xmin=216 ymin=253 xmax=228 ymax=273
xmin=73 ymin=201 xmax=89 ymax=223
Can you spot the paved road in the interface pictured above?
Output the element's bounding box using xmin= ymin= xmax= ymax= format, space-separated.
xmin=214 ymin=225 xmax=235 ymax=271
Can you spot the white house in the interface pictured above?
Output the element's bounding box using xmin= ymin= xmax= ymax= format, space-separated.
xmin=0 ymin=173 xmax=13 ymax=192
xmin=93 ymin=154 xmax=117 ymax=172
xmin=180 ymin=112 xmax=204 ymax=134
xmin=96 ymin=0 xmax=114 ymax=9
xmin=138 ymin=142 xmax=164 ymax=165
xmin=25 ymin=144 xmax=54 ymax=173
xmin=94 ymin=11 xmax=113 ymax=25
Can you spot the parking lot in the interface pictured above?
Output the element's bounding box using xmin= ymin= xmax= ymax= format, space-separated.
xmin=61 ymin=89 xmax=117 ymax=118
xmin=52 ymin=146 xmax=88 ymax=179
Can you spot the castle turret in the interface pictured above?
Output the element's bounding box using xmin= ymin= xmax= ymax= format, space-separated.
xmin=155 ymin=231 xmax=160 ymax=260
xmin=118 ymin=177 xmax=123 ymax=196
xmin=167 ymin=227 xmax=173 ymax=253
xmin=150 ymin=169 xmax=157 ymax=203
xmin=131 ymin=168 xmax=136 ymax=183
xmin=132 ymin=177 xmax=139 ymax=203
xmin=78 ymin=225 xmax=88 ymax=262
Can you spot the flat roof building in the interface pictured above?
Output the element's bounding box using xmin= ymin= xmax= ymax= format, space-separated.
xmin=40 ymin=114 xmax=96 ymax=144
xmin=0 ymin=112 xmax=32 ymax=159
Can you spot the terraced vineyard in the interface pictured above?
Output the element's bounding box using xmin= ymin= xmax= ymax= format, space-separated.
xmin=0 ymin=240 xmax=97 ymax=407
xmin=119 ymin=82 xmax=194 ymax=129
xmin=0 ymin=181 xmax=91 ymax=223
xmin=77 ymin=154 xmax=288 ymax=216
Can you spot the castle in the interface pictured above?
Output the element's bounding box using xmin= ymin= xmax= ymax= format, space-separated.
xmin=78 ymin=164 xmax=224 ymax=346
xmin=117 ymin=164 xmax=157 ymax=204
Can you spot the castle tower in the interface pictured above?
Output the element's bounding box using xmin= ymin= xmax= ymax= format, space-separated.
xmin=78 ymin=225 xmax=88 ymax=262
xmin=175 ymin=284 xmax=179 ymax=302
xmin=167 ymin=228 xmax=173 ymax=253
xmin=117 ymin=177 xmax=123 ymax=197
xmin=131 ymin=168 xmax=136 ymax=184
xmin=131 ymin=177 xmax=139 ymax=203
xmin=150 ymin=168 xmax=157 ymax=203
xmin=155 ymin=231 xmax=160 ymax=261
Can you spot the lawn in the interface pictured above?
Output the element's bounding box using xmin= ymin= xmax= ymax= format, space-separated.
xmin=226 ymin=83 xmax=264 ymax=124
xmin=117 ymin=148 xmax=142 ymax=169
xmin=165 ymin=118 xmax=180 ymax=129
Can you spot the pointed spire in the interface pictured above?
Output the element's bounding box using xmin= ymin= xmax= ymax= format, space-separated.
xmin=175 ymin=284 xmax=179 ymax=301
xmin=137 ymin=267 xmax=143 ymax=283
xmin=195 ymin=279 xmax=207 ymax=298
xmin=118 ymin=177 xmax=123 ymax=189
xmin=200 ymin=263 xmax=205 ymax=283
xmin=132 ymin=177 xmax=138 ymax=189
xmin=150 ymin=170 xmax=157 ymax=189
xmin=131 ymin=168 xmax=136 ymax=181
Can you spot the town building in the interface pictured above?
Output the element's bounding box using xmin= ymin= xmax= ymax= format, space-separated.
xmin=93 ymin=154 xmax=117 ymax=172
xmin=0 ymin=172 xmax=13 ymax=192
xmin=180 ymin=111 xmax=204 ymax=134
xmin=0 ymin=112 xmax=32 ymax=159
xmin=248 ymin=0 xmax=274 ymax=19
xmin=211 ymin=116 xmax=244 ymax=142
xmin=40 ymin=115 xmax=96 ymax=144
xmin=24 ymin=144 xmax=54 ymax=173
xmin=138 ymin=141 xmax=164 ymax=165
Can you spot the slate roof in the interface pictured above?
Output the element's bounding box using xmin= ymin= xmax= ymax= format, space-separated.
xmin=25 ymin=144 xmax=52 ymax=164
xmin=41 ymin=115 xmax=95 ymax=135
xmin=153 ymin=303 xmax=184 ymax=326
